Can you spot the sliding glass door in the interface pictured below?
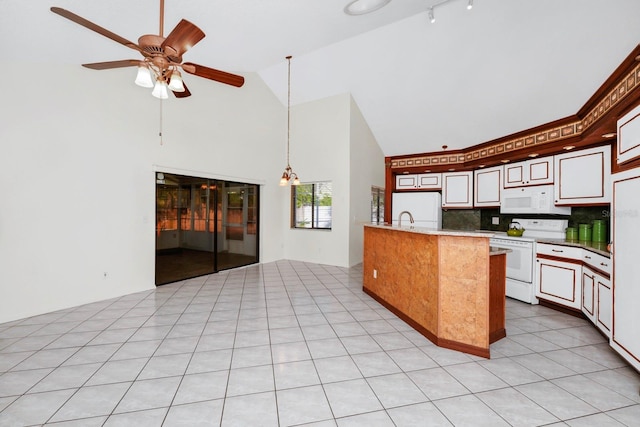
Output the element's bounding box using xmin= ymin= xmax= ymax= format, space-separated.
xmin=155 ymin=173 xmax=259 ymax=285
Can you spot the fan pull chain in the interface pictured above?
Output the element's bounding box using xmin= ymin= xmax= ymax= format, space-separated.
xmin=159 ymin=99 xmax=164 ymax=145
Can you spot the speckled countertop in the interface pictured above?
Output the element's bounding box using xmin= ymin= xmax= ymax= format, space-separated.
xmin=364 ymin=223 xmax=495 ymax=238
xmin=364 ymin=224 xmax=509 ymax=256
xmin=536 ymin=238 xmax=610 ymax=258
xmin=489 ymin=247 xmax=512 ymax=256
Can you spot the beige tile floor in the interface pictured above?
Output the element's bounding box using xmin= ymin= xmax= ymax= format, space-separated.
xmin=0 ymin=260 xmax=638 ymax=426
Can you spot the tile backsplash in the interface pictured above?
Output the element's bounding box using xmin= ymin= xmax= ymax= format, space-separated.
xmin=443 ymin=206 xmax=610 ymax=236
xmin=442 ymin=209 xmax=481 ymax=231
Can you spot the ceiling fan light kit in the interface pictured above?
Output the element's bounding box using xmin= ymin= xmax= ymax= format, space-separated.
xmin=151 ymin=79 xmax=170 ymax=99
xmin=168 ymin=70 xmax=185 ymax=92
xmin=134 ymin=64 xmax=154 ymax=88
xmin=50 ymin=0 xmax=244 ymax=99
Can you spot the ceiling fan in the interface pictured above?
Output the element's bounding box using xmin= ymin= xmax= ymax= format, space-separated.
xmin=50 ymin=0 xmax=244 ymax=99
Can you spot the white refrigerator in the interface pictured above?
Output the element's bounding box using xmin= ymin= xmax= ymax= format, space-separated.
xmin=391 ymin=192 xmax=442 ymax=229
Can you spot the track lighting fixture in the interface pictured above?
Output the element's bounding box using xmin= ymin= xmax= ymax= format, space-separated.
xmin=427 ymin=0 xmax=477 ymax=24
xmin=428 ymin=7 xmax=435 ymax=23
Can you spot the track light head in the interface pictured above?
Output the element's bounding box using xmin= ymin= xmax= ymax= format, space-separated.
xmin=467 ymin=0 xmax=473 ymax=10
xmin=428 ymin=7 xmax=435 ymax=23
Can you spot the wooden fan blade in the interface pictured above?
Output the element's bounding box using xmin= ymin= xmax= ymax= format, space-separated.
xmin=83 ymin=60 xmax=140 ymax=70
xmin=50 ymin=7 xmax=142 ymax=53
xmin=172 ymin=82 xmax=191 ymax=98
xmin=161 ymin=20 xmax=205 ymax=63
xmin=182 ymin=62 xmax=245 ymax=87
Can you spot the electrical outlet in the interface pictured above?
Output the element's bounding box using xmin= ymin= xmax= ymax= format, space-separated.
xmin=373 ymin=269 xmax=378 ymax=279
xmin=492 ymin=216 xmax=500 ymax=225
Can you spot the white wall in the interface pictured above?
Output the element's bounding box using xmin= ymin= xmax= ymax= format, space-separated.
xmin=282 ymin=93 xmax=384 ymax=268
xmin=0 ymin=63 xmax=286 ymax=323
xmin=348 ymin=97 xmax=385 ymax=266
xmin=282 ymin=93 xmax=351 ymax=267
xmin=0 ymin=63 xmax=384 ymax=323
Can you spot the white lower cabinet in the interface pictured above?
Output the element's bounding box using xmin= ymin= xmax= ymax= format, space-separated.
xmin=536 ymin=242 xmax=613 ymax=337
xmin=596 ymin=275 xmax=612 ymax=337
xmin=536 ymin=256 xmax=582 ymax=309
xmin=535 ymin=244 xmax=583 ymax=309
xmin=581 ymin=267 xmax=596 ymax=323
xmin=581 ymin=265 xmax=611 ymax=337
xmin=583 ymin=251 xmax=612 ymax=337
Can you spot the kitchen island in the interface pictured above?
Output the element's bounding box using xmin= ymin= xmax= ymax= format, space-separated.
xmin=363 ymin=224 xmax=507 ymax=358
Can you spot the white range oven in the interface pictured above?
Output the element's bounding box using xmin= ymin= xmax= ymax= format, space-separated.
xmin=487 ymin=218 xmax=568 ymax=304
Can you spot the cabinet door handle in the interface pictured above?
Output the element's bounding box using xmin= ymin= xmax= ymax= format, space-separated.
xmin=601 ymin=262 xmax=608 ymax=267
xmin=585 ymin=255 xmax=591 ymax=259
xmin=552 ymin=249 xmax=563 ymax=253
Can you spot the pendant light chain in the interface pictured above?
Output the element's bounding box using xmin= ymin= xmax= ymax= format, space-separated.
xmin=280 ymin=55 xmax=300 ymax=186
xmin=286 ymin=55 xmax=291 ymax=168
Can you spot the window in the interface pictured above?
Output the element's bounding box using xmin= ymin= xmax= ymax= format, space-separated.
xmin=292 ymin=182 xmax=332 ymax=229
xmin=371 ymin=186 xmax=385 ymax=224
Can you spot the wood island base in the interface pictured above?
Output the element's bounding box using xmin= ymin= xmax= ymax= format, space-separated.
xmin=363 ymin=225 xmax=507 ymax=358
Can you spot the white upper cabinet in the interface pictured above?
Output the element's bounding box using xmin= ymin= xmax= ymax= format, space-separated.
xmin=474 ymin=166 xmax=502 ymax=207
xmin=442 ymin=171 xmax=473 ymax=208
xmin=617 ymin=103 xmax=640 ymax=165
xmin=395 ymin=173 xmax=442 ymax=190
xmin=554 ymin=145 xmax=611 ymax=205
xmin=503 ymin=157 xmax=554 ymax=188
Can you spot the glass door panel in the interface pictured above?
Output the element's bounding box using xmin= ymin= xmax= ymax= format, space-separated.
xmin=156 ymin=174 xmax=258 ymax=285
xmin=217 ymin=183 xmax=258 ymax=271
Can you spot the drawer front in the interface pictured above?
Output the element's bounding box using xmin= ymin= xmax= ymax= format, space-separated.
xmin=583 ymin=251 xmax=611 ymax=276
xmin=536 ymin=243 xmax=582 ymax=260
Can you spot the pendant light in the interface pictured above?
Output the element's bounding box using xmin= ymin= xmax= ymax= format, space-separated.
xmin=279 ymin=55 xmax=300 ymax=186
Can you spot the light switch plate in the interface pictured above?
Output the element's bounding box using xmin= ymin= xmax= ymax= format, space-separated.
xmin=492 ymin=216 xmax=500 ymax=225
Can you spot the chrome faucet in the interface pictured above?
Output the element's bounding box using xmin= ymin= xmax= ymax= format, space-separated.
xmin=398 ymin=211 xmax=414 ymax=227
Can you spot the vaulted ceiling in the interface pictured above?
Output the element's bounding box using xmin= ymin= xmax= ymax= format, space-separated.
xmin=3 ymin=0 xmax=640 ymax=156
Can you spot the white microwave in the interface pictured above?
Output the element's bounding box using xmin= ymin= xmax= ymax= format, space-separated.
xmin=500 ymin=185 xmax=571 ymax=215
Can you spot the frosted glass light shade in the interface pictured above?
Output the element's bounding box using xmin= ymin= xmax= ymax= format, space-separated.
xmin=168 ymin=70 xmax=185 ymax=92
xmin=152 ymin=80 xmax=169 ymax=99
xmin=134 ymin=65 xmax=154 ymax=88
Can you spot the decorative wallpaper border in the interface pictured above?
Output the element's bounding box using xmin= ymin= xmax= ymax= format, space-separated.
xmin=390 ymin=62 xmax=640 ymax=170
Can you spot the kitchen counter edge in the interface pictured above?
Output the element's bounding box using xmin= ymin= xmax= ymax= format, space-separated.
xmin=364 ymin=223 xmax=495 ymax=238
xmin=535 ymin=238 xmax=610 ymax=258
